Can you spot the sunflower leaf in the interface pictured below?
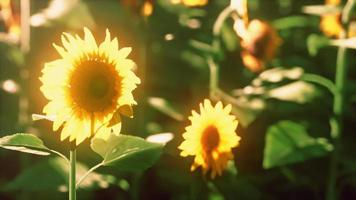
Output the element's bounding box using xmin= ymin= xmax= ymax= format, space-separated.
xmin=263 ymin=121 xmax=333 ymax=169
xmin=0 ymin=133 xmax=51 ymax=156
xmin=91 ymin=133 xmax=164 ymax=171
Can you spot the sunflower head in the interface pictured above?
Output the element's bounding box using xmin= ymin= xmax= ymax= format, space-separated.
xmin=171 ymin=0 xmax=208 ymax=7
xmin=178 ymin=99 xmax=240 ymax=178
xmin=240 ymin=20 xmax=281 ymax=72
xmin=319 ymin=0 xmax=344 ymax=38
xmin=40 ymin=28 xmax=140 ymax=146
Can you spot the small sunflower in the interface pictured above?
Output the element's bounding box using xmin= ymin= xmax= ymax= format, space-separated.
xmin=178 ymin=99 xmax=240 ymax=178
xmin=171 ymin=0 xmax=208 ymax=7
xmin=40 ymin=28 xmax=140 ymax=145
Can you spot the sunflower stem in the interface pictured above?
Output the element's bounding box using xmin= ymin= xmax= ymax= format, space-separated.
xmin=69 ymin=146 xmax=76 ymax=200
xmin=327 ymin=1 xmax=355 ymax=199
xmin=207 ymin=57 xmax=219 ymax=98
xmin=76 ymin=162 xmax=103 ymax=188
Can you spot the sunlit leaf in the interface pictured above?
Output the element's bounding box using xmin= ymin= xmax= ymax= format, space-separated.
xmin=0 ymin=133 xmax=51 ymax=156
xmin=146 ymin=133 xmax=174 ymax=144
xmin=267 ymin=81 xmax=319 ymax=104
xmin=330 ymin=37 xmax=356 ymax=49
xmin=91 ymin=133 xmax=164 ymax=172
xmin=302 ymin=5 xmax=341 ymax=16
xmin=148 ymin=97 xmax=184 ymax=121
xmin=232 ymin=98 xmax=266 ymax=127
xmin=255 ymin=67 xmax=304 ymax=84
xmin=263 ymin=121 xmax=333 ymax=169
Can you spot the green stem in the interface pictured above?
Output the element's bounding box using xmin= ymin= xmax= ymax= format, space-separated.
xmin=76 ymin=162 xmax=103 ymax=188
xmin=301 ymin=73 xmax=336 ymax=95
xmin=49 ymin=149 xmax=70 ymax=164
xmin=207 ymin=57 xmax=219 ymax=98
xmin=327 ymin=1 xmax=355 ymax=199
xmin=208 ymin=6 xmax=233 ymax=99
xmin=69 ymin=148 xmax=76 ymax=200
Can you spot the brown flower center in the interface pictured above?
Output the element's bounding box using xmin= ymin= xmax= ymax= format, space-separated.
xmin=69 ymin=56 xmax=121 ymax=113
xmin=201 ymin=125 xmax=220 ymax=152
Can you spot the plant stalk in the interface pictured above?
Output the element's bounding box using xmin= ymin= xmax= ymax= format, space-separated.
xmin=327 ymin=1 xmax=355 ymax=199
xmin=69 ymin=147 xmax=76 ymax=200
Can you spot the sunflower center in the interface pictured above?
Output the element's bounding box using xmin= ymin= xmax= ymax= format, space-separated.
xmin=88 ymin=75 xmax=109 ymax=98
xmin=69 ymin=58 xmax=121 ymax=113
xmin=201 ymin=125 xmax=220 ymax=152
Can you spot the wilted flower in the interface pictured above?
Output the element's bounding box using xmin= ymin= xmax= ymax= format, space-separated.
xmin=40 ymin=28 xmax=140 ymax=145
xmin=0 ymin=0 xmax=21 ymax=42
xmin=178 ymin=99 xmax=240 ymax=178
xmin=234 ymin=19 xmax=281 ymax=72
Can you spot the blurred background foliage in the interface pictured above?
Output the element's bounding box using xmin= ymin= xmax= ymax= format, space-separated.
xmin=0 ymin=0 xmax=356 ymax=199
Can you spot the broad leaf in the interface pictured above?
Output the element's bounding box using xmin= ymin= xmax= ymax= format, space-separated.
xmin=267 ymin=81 xmax=319 ymax=104
xmin=91 ymin=133 xmax=164 ymax=171
xmin=3 ymin=157 xmax=115 ymax=192
xmin=255 ymin=67 xmax=304 ymax=84
xmin=263 ymin=121 xmax=333 ymax=169
xmin=0 ymin=133 xmax=51 ymax=156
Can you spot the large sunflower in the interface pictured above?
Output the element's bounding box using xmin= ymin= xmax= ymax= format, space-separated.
xmin=178 ymin=99 xmax=240 ymax=178
xmin=40 ymin=28 xmax=140 ymax=145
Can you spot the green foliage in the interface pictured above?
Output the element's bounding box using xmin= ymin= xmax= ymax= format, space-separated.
xmin=91 ymin=133 xmax=164 ymax=172
xmin=263 ymin=120 xmax=333 ymax=169
xmin=2 ymin=157 xmax=115 ymax=192
xmin=0 ymin=133 xmax=51 ymax=156
xmin=307 ymin=34 xmax=330 ymax=56
xmin=229 ymin=67 xmax=321 ymax=126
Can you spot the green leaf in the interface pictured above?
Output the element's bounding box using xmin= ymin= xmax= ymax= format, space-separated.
xmin=0 ymin=133 xmax=51 ymax=156
xmin=307 ymin=34 xmax=330 ymax=56
xmin=91 ymin=133 xmax=164 ymax=172
xmin=255 ymin=67 xmax=304 ymax=84
xmin=3 ymin=157 xmax=115 ymax=192
xmin=263 ymin=121 xmax=333 ymax=169
xmin=148 ymin=97 xmax=184 ymax=121
xmin=267 ymin=81 xmax=319 ymax=104
xmin=273 ymin=16 xmax=318 ymax=30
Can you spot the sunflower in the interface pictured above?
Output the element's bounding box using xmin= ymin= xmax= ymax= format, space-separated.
xmin=171 ymin=0 xmax=208 ymax=7
xmin=178 ymin=99 xmax=240 ymax=178
xmin=320 ymin=0 xmax=343 ymax=38
xmin=40 ymin=28 xmax=140 ymax=145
